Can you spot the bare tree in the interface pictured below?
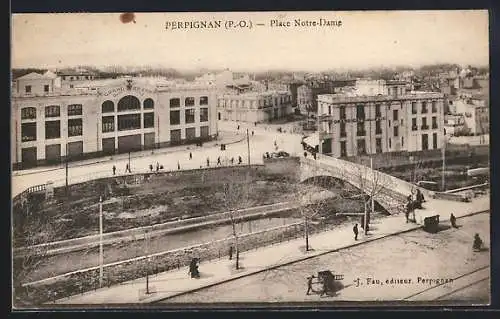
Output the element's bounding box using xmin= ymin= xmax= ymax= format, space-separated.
xmin=350 ymin=159 xmax=393 ymax=234
xmin=219 ymin=169 xmax=255 ymax=270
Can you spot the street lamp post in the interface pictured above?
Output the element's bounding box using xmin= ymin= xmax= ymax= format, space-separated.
xmin=441 ymin=135 xmax=446 ymax=191
xmin=99 ymin=196 xmax=103 ymax=288
xmin=246 ymin=128 xmax=251 ymax=166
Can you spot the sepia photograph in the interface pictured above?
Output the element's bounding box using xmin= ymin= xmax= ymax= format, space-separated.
xmin=10 ymin=10 xmax=490 ymax=308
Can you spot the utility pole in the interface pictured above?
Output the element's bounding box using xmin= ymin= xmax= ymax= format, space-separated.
xmin=246 ymin=128 xmax=251 ymax=166
xmin=65 ymin=142 xmax=69 ymax=197
xmin=370 ymin=156 xmax=374 ymax=224
xmin=145 ymin=227 xmax=150 ymax=294
xmin=99 ymin=196 xmax=103 ymax=288
xmin=230 ymin=212 xmax=239 ymax=269
xmin=441 ymin=136 xmax=446 ymax=191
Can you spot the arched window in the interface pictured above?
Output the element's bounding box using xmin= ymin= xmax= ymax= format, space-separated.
xmin=117 ymin=95 xmax=140 ymax=112
xmin=21 ymin=107 xmax=37 ymax=120
xmin=102 ymin=100 xmax=115 ymax=113
xmin=143 ymin=98 xmax=154 ymax=109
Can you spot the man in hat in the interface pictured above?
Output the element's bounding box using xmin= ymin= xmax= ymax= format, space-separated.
xmin=353 ymin=223 xmax=359 ymax=241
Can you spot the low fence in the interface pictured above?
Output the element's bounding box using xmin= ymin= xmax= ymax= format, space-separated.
xmin=15 ymin=202 xmax=296 ymax=256
xmin=432 ymin=192 xmax=471 ymax=202
xmin=17 ymin=218 xmax=340 ymax=305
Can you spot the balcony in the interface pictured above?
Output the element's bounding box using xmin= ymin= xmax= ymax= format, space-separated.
xmin=412 ymin=125 xmax=418 ymax=131
xmin=432 ymin=124 xmax=438 ymax=129
xmin=356 ymin=130 xmax=366 ymax=137
xmin=421 ymin=125 xmax=429 ymax=130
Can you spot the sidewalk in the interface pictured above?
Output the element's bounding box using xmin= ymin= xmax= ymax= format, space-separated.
xmin=54 ymin=195 xmax=489 ymax=305
xmin=13 ymin=131 xmax=244 ymax=177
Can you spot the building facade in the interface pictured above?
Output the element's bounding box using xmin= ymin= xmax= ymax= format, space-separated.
xmin=12 ymin=73 xmax=218 ymax=169
xmin=317 ymin=80 xmax=445 ymax=157
xmin=449 ymin=97 xmax=489 ymax=135
xmin=217 ymin=91 xmax=293 ymax=123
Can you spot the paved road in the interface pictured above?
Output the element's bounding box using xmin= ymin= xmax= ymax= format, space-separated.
xmin=163 ymin=211 xmax=490 ymax=304
xmin=12 ymin=122 xmax=304 ymax=198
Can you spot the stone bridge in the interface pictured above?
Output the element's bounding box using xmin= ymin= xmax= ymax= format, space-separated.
xmin=299 ymin=156 xmax=430 ymax=215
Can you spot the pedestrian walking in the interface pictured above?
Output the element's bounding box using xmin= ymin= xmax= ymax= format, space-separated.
xmin=254 ymin=122 xmax=257 ymax=127
xmin=230 ymin=157 xmax=234 ymax=165
xmin=313 ymin=152 xmax=317 ymax=160
xmin=112 ymin=165 xmax=116 ymax=175
xmin=473 ymin=233 xmax=483 ymax=251
xmin=238 ymin=155 xmax=242 ymax=164
xmin=353 ymin=223 xmax=359 ymax=240
xmin=189 ymin=152 xmax=192 ymax=160
xmin=217 ymin=156 xmax=221 ymax=165
xmin=306 ymin=275 xmax=315 ymax=295
xmin=149 ymin=164 xmax=153 ymax=172
xmin=125 ymin=163 xmax=131 ymax=173
xmin=177 ymin=162 xmax=181 ymax=170
xmin=304 ymin=152 xmax=308 ymax=158
xmin=156 ymin=162 xmax=159 ymax=172
xmin=450 ymin=213 xmax=458 ymax=228
xmin=206 ymin=157 xmax=210 ymax=167
xmin=237 ymin=125 xmax=240 ymax=130
xmin=229 ymin=246 xmax=233 ymax=260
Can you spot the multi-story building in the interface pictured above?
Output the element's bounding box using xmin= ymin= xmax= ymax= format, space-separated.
xmin=297 ymin=79 xmax=356 ymax=116
xmin=12 ymin=73 xmax=218 ymax=169
xmin=57 ymin=68 xmax=98 ymax=89
xmin=316 ymin=80 xmax=445 ymax=157
xmin=450 ymin=97 xmax=489 ymax=135
xmin=217 ymin=91 xmax=293 ymax=123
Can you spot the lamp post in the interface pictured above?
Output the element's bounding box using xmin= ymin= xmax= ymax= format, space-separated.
xmin=246 ymin=128 xmax=251 ymax=166
xmin=441 ymin=135 xmax=447 ymax=191
xmin=99 ymin=196 xmax=103 ymax=288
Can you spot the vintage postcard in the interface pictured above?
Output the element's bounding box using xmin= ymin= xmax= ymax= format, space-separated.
xmin=11 ymin=10 xmax=490 ymax=308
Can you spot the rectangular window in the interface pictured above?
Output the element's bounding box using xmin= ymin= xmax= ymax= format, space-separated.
xmin=356 ymin=122 xmax=366 ymax=136
xmin=67 ymin=104 xmax=83 ymax=116
xmin=200 ymin=108 xmax=209 ymax=122
xmin=375 ymin=120 xmax=382 ymax=134
xmin=432 ymin=101 xmax=437 ymax=113
xmin=200 ymin=126 xmax=209 ymax=137
xmin=422 ymin=117 xmax=428 ymax=130
xmin=170 ymin=110 xmax=180 ymax=125
xmin=328 ymin=105 xmax=332 ymax=115
xmin=432 ymin=116 xmax=438 ymax=129
xmin=422 ymin=101 xmax=428 ymax=113
xmin=68 ymin=118 xmax=83 ymax=137
xmin=433 ymin=133 xmax=438 ymax=149
xmin=143 ymin=112 xmax=154 ymax=128
xmin=185 ymin=97 xmax=195 ymax=107
xmin=117 ymin=114 xmax=141 ymax=131
xmin=21 ymin=123 xmax=37 ymax=142
xmin=25 ymin=85 xmax=31 ymax=93
xmin=402 ymin=136 xmax=404 ymax=147
xmin=376 ymin=138 xmax=382 ymax=153
xmin=102 ymin=116 xmax=115 ymax=133
xmin=185 ymin=109 xmax=195 ymax=124
xmin=389 ymin=138 xmax=392 ymax=148
xmin=200 ymin=96 xmax=209 ymax=105
xmin=393 ymin=109 xmax=398 ymax=121
xmin=412 ymin=118 xmax=417 ymax=131
xmin=375 ymin=104 xmax=381 ymax=118
xmin=340 ymin=141 xmax=347 ymax=157
xmin=45 ymin=105 xmax=60 ymax=117
xmin=340 ymin=122 xmax=346 ymax=137
xmin=356 ymin=104 xmax=365 ymax=120
xmin=412 ymin=102 xmax=417 ymax=114
xmin=170 ymin=98 xmax=180 ymax=108
xmin=422 ymin=134 xmax=429 ymax=150
xmin=44 ymin=85 xmax=49 ymax=92
xmin=45 ymin=120 xmax=61 ymax=139
xmin=21 ymin=107 xmax=36 ymax=120
xmin=357 ymin=139 xmax=366 ymax=155
xmin=393 ymin=125 xmax=399 ymax=137
xmin=340 ymin=106 xmax=346 ymax=119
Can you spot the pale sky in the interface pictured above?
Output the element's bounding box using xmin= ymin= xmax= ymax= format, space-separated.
xmin=11 ymin=10 xmax=489 ymax=71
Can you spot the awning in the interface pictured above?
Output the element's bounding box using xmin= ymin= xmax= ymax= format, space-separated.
xmin=304 ymin=134 xmax=319 ymax=147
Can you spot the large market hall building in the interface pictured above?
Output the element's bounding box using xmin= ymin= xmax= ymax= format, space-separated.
xmin=11 ymin=73 xmax=218 ymax=169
